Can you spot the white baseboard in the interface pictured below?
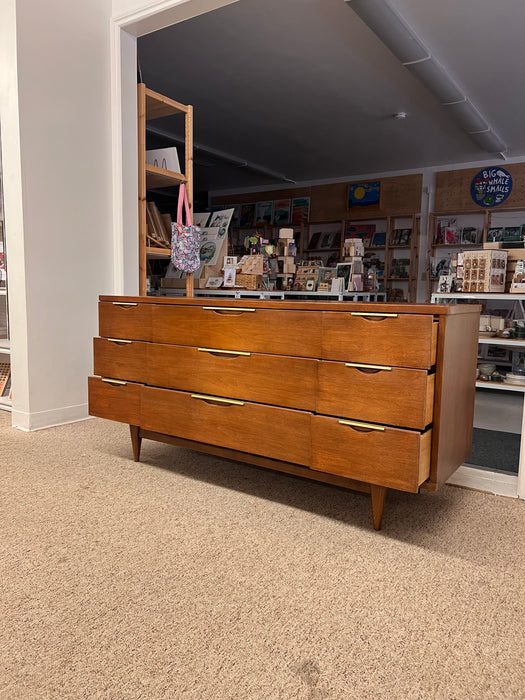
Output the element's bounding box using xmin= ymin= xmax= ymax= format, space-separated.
xmin=11 ymin=403 xmax=91 ymax=431
xmin=447 ymin=464 xmax=519 ymax=499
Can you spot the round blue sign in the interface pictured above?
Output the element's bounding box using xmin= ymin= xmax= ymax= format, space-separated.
xmin=471 ymin=167 xmax=513 ymax=208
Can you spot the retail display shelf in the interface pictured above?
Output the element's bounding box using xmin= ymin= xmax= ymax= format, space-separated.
xmin=432 ymin=292 xmax=525 ymax=301
xmin=477 ymin=337 xmax=525 ymax=348
xmin=476 ymin=380 xmax=525 ymax=393
xmin=159 ymin=289 xmax=387 ymax=301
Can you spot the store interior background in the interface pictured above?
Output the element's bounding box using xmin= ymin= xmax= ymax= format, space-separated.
xmin=136 ymin=0 xmax=525 ymax=483
xmin=1 ymin=0 xmax=524 ymax=493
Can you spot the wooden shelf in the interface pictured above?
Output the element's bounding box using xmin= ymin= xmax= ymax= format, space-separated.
xmin=476 ymin=380 xmax=525 ymax=393
xmin=146 ymin=247 xmax=171 ymax=258
xmin=387 ymin=276 xmax=410 ymax=281
xmin=145 ymin=87 xmax=188 ymax=119
xmin=146 ymin=164 xmax=186 ymax=189
xmin=389 ymin=245 xmax=412 ymax=249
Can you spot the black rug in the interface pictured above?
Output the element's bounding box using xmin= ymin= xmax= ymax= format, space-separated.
xmin=465 ymin=428 xmax=520 ymax=474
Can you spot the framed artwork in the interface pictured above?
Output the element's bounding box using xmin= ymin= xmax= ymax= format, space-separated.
xmin=336 ymin=262 xmax=353 ymax=291
xmin=273 ymin=199 xmax=291 ymax=225
xmin=255 ymin=201 xmax=273 ymax=224
xmin=348 ymin=181 xmax=380 ymax=207
xmin=240 ymin=203 xmax=255 ymax=227
xmin=291 ymin=197 xmax=310 ymax=224
xmin=371 ymin=231 xmax=386 ymax=247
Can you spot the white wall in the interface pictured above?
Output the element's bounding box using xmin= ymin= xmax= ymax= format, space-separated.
xmin=2 ymin=0 xmax=115 ymax=429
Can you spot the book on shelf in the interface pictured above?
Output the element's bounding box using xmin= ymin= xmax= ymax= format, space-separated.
xmin=391 ymin=228 xmax=412 ymax=245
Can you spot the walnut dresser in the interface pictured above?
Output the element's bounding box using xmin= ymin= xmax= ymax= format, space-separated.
xmin=88 ymin=297 xmax=480 ymax=529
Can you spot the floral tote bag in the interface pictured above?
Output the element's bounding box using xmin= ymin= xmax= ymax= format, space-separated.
xmin=171 ymin=184 xmax=201 ymax=273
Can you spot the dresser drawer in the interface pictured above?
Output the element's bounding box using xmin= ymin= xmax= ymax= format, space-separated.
xmin=140 ymin=386 xmax=312 ymax=466
xmin=149 ymin=304 xmax=322 ymax=357
xmin=146 ymin=344 xmax=317 ymax=411
xmin=99 ymin=301 xmax=151 ymax=342
xmin=88 ymin=376 xmax=141 ymax=425
xmin=317 ymin=361 xmax=435 ymax=430
xmin=322 ymin=312 xmax=438 ymax=369
xmin=93 ymin=337 xmax=147 ymax=383
xmin=311 ymin=415 xmax=431 ymax=492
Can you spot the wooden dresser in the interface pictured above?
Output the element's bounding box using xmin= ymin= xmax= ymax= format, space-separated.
xmin=88 ymin=297 xmax=480 ymax=529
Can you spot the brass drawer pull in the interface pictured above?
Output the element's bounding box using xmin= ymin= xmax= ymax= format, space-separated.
xmin=102 ymin=378 xmax=126 ymax=386
xmin=345 ymin=362 xmax=392 ymax=371
xmin=107 ymin=338 xmax=132 ymax=344
xmin=350 ymin=312 xmax=398 ymax=318
xmin=198 ymin=347 xmax=251 ymax=357
xmin=338 ymin=419 xmax=385 ymax=431
xmin=112 ymin=302 xmax=137 ymax=307
xmin=202 ymin=306 xmax=256 ymax=313
xmin=191 ymin=394 xmax=244 ymax=406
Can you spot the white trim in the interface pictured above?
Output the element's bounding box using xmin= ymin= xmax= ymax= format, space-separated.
xmin=110 ymin=19 xmax=125 ymax=296
xmin=447 ymin=464 xmax=519 ymax=499
xmin=11 ymin=403 xmax=90 ymax=432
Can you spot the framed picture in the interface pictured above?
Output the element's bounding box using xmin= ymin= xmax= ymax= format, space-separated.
xmin=371 ymin=231 xmax=386 ymax=247
xmin=240 ymin=203 xmax=255 ymax=227
xmin=461 ymin=227 xmax=482 ymax=244
xmin=291 ymin=197 xmax=310 ymax=224
xmin=205 ymin=276 xmax=223 ymax=288
xmin=272 ymin=199 xmax=291 ymax=225
xmin=504 ymin=226 xmax=521 ymax=241
xmin=348 ymin=181 xmax=380 ymax=207
xmin=336 ymin=262 xmax=353 ymax=291
xmin=487 ymin=227 xmax=503 ymax=242
xmin=255 ymin=201 xmax=273 ymax=224
xmin=320 ymin=232 xmax=334 ymax=249
xmin=486 ymin=346 xmax=510 ymax=362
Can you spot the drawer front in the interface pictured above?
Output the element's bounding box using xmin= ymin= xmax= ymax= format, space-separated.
xmin=93 ymin=337 xmax=147 ymax=383
xmin=146 ymin=344 xmax=317 ymax=411
xmin=311 ymin=415 xmax=431 ymax=492
xmin=322 ymin=312 xmax=438 ymax=369
xmin=99 ymin=301 xmax=151 ymax=342
xmin=140 ymin=386 xmax=312 ymax=466
xmin=88 ymin=376 xmax=141 ymax=425
xmin=317 ymin=361 xmax=435 ymax=430
xmin=150 ymin=305 xmax=322 ymax=357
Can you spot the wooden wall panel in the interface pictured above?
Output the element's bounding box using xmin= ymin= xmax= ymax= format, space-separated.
xmin=435 ymin=163 xmax=525 ymax=212
xmin=212 ymin=174 xmax=423 ymax=222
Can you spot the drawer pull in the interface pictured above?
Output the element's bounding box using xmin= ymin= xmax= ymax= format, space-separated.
xmin=202 ymin=306 xmax=256 ymax=313
xmin=101 ymin=378 xmax=127 ymax=386
xmin=191 ymin=393 xmax=244 ymax=406
xmin=198 ymin=347 xmax=251 ymax=357
xmin=112 ymin=302 xmax=137 ymax=307
xmin=350 ymin=312 xmax=398 ymax=318
xmin=338 ymin=419 xmax=385 ymax=432
xmin=345 ymin=362 xmax=392 ymax=371
xmin=107 ymin=338 xmax=132 ymax=344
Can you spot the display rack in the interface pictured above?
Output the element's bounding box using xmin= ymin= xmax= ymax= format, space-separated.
xmin=137 ymin=84 xmax=193 ymax=296
xmin=426 ymin=208 xmax=525 ymax=301
xmin=431 ymin=291 xmax=525 ymax=499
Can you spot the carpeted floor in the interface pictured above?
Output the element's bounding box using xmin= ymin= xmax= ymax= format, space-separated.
xmin=0 ymin=411 xmax=524 ymax=699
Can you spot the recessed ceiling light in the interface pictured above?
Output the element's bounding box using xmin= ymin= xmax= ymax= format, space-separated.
xmin=393 ymin=112 xmax=408 ymax=119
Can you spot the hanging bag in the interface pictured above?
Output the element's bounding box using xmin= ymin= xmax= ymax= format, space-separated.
xmin=171 ymin=184 xmax=201 ymax=272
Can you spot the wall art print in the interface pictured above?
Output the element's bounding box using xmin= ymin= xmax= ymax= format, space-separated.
xmin=348 ymin=181 xmax=380 ymax=207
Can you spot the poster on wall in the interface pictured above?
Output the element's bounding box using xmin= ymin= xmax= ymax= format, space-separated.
xmin=348 ymin=181 xmax=380 ymax=207
xmin=255 ymin=201 xmax=273 ymax=224
xmin=273 ymin=199 xmax=291 ymax=225
xmin=471 ymin=167 xmax=513 ymax=207
xmin=240 ymin=203 xmax=255 ymax=227
xmin=291 ymin=197 xmax=310 ymax=224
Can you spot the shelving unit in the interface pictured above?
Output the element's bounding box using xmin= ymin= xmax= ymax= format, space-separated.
xmin=432 ymin=291 xmax=525 ymax=499
xmin=137 ymin=84 xmax=193 ymax=296
xmin=343 ymin=213 xmax=419 ymax=301
xmin=426 ymin=208 xmax=525 ymax=300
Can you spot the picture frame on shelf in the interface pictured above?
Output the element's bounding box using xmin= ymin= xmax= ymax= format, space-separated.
xmin=370 ymin=231 xmax=386 ymax=247
xmin=336 ymin=262 xmax=353 ymax=291
xmin=487 ymin=227 xmax=503 ymax=242
xmin=307 ymin=231 xmax=322 ymax=250
xmin=461 ymin=227 xmax=482 ymax=245
xmin=320 ymin=232 xmax=334 ymax=249
xmin=504 ymin=226 xmax=521 ymax=241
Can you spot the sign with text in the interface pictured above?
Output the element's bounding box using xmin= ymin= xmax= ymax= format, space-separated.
xmin=471 ymin=167 xmax=513 ymax=207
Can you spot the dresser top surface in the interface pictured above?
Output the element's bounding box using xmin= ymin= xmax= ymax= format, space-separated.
xmin=100 ymin=296 xmax=480 ymax=316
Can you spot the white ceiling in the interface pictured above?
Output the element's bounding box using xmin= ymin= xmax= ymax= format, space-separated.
xmin=138 ymin=0 xmax=525 ymax=192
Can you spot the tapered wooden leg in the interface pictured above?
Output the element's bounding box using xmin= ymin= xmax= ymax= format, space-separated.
xmin=130 ymin=425 xmax=142 ymax=462
xmin=370 ymin=485 xmax=387 ymax=531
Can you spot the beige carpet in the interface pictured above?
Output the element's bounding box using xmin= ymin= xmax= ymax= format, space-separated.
xmin=0 ymin=411 xmax=523 ymax=700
